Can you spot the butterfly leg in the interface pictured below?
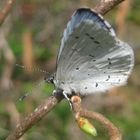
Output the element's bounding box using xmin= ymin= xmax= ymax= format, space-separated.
xmin=62 ymin=91 xmax=73 ymax=110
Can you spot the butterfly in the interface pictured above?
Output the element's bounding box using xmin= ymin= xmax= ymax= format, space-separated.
xmin=50 ymin=8 xmax=134 ymax=99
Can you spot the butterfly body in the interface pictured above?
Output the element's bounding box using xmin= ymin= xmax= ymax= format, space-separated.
xmin=53 ymin=8 xmax=134 ymax=96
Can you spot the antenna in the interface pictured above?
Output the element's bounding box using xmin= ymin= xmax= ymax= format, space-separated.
xmin=15 ymin=64 xmax=50 ymax=75
xmin=16 ymin=63 xmax=50 ymax=101
xmin=18 ymin=80 xmax=46 ymax=101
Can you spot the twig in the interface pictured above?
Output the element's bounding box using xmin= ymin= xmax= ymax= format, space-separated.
xmin=0 ymin=0 xmax=15 ymax=26
xmin=6 ymin=0 xmax=124 ymax=140
xmin=6 ymin=92 xmax=64 ymax=140
xmin=71 ymin=96 xmax=122 ymax=140
xmin=94 ymin=0 xmax=124 ymax=15
xmin=81 ymin=111 xmax=122 ymax=140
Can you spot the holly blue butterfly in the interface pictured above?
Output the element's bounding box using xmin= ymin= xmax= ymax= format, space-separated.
xmin=51 ymin=8 xmax=134 ymax=98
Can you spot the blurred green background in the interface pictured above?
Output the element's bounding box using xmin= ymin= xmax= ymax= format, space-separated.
xmin=0 ymin=0 xmax=140 ymax=140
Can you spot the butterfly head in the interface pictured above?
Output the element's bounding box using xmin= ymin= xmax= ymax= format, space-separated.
xmin=44 ymin=73 xmax=55 ymax=84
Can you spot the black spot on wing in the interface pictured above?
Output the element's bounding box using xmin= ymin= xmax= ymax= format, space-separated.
xmin=85 ymin=33 xmax=95 ymax=41
xmin=90 ymin=36 xmax=95 ymax=40
xmin=76 ymin=67 xmax=79 ymax=70
xmin=85 ymin=33 xmax=90 ymax=37
xmin=89 ymin=54 xmax=95 ymax=58
xmin=106 ymin=75 xmax=110 ymax=81
xmin=75 ymin=36 xmax=79 ymax=39
xmin=108 ymin=58 xmax=112 ymax=65
xmin=94 ymin=40 xmax=100 ymax=44
xmin=89 ymin=54 xmax=96 ymax=62
xmin=95 ymin=83 xmax=98 ymax=87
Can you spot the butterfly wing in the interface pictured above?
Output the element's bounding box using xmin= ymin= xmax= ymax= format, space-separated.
xmin=55 ymin=8 xmax=134 ymax=95
xmin=57 ymin=8 xmax=115 ymax=62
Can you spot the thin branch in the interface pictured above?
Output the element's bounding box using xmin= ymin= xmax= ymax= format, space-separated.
xmin=0 ymin=0 xmax=15 ymax=26
xmin=80 ymin=111 xmax=122 ymax=140
xmin=71 ymin=96 xmax=122 ymax=140
xmin=6 ymin=93 xmax=64 ymax=140
xmin=6 ymin=0 xmax=124 ymax=139
xmin=94 ymin=0 xmax=124 ymax=15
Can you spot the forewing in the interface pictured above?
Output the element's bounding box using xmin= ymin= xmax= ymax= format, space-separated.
xmin=57 ymin=8 xmax=115 ymax=62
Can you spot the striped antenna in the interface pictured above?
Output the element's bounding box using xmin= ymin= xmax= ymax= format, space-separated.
xmin=18 ymin=80 xmax=46 ymax=101
xmin=15 ymin=64 xmax=50 ymax=74
xmin=16 ymin=64 xmax=50 ymax=101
